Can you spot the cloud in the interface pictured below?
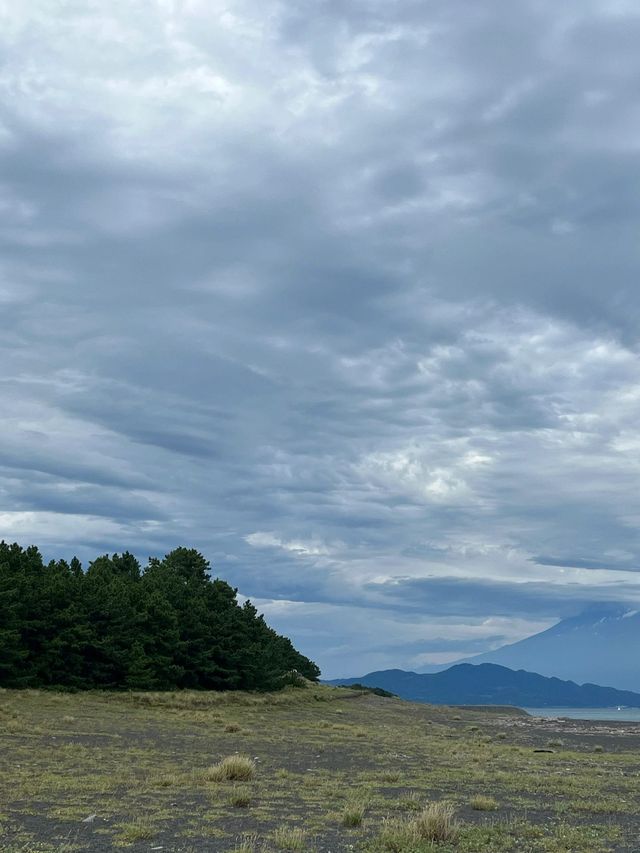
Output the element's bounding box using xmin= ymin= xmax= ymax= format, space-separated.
xmin=1 ymin=0 xmax=640 ymax=675
xmin=245 ymin=531 xmax=333 ymax=557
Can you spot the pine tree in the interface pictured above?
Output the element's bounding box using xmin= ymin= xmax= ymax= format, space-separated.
xmin=0 ymin=542 xmax=321 ymax=691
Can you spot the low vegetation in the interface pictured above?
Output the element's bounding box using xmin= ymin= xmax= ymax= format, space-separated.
xmin=0 ymin=685 xmax=638 ymax=851
xmin=469 ymin=794 xmax=499 ymax=811
xmin=205 ymin=755 xmax=256 ymax=782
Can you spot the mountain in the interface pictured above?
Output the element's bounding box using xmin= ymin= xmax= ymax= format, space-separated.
xmin=420 ymin=606 xmax=640 ymax=692
xmin=329 ymin=662 xmax=640 ymax=707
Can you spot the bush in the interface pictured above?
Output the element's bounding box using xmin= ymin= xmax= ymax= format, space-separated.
xmin=279 ymin=670 xmax=309 ymax=688
xmin=339 ymin=684 xmax=397 ymax=698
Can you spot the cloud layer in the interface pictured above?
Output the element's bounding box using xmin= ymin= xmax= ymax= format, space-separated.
xmin=2 ymin=0 xmax=640 ymax=676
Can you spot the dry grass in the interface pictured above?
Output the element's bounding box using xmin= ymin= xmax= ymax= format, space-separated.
xmin=341 ymin=800 xmax=366 ymax=826
xmin=414 ymin=801 xmax=458 ymax=842
xmin=376 ymin=801 xmax=458 ymax=850
xmin=204 ymin=755 xmax=255 ymax=782
xmin=232 ymin=833 xmax=259 ymax=852
xmin=0 ymin=687 xmax=634 ymax=853
xmin=470 ymin=794 xmax=499 ymax=811
xmin=272 ymin=825 xmax=307 ymax=850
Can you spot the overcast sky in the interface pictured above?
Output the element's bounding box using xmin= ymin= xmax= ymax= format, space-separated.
xmin=3 ymin=0 xmax=640 ymax=677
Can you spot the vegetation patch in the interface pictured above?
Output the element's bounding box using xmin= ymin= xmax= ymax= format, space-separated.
xmin=204 ymin=755 xmax=256 ymax=782
xmin=0 ymin=686 xmax=638 ymax=851
xmin=470 ymin=794 xmax=499 ymax=811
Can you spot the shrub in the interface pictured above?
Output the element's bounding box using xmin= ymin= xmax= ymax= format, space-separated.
xmin=204 ymin=755 xmax=255 ymax=782
xmin=339 ymin=683 xmax=397 ymax=698
xmin=279 ymin=670 xmax=309 ymax=688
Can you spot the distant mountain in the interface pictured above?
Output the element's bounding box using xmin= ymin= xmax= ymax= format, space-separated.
xmin=329 ymin=662 xmax=640 ymax=707
xmin=420 ymin=606 xmax=640 ymax=692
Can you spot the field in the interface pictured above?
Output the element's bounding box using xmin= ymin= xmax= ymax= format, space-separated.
xmin=1 ymin=685 xmax=639 ymax=852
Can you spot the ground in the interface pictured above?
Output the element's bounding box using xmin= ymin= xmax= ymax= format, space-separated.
xmin=0 ymin=686 xmax=639 ymax=852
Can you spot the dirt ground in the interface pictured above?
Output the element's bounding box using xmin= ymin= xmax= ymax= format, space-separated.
xmin=0 ymin=687 xmax=638 ymax=852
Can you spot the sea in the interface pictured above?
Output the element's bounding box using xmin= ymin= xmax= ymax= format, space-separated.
xmin=524 ymin=707 xmax=640 ymax=722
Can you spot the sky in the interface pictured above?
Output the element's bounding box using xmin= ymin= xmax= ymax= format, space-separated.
xmin=2 ymin=0 xmax=640 ymax=678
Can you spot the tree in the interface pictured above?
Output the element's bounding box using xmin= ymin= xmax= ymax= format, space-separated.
xmin=0 ymin=542 xmax=321 ymax=691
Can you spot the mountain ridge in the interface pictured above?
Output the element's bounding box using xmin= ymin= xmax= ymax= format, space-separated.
xmin=417 ymin=605 xmax=640 ymax=692
xmin=328 ymin=662 xmax=640 ymax=708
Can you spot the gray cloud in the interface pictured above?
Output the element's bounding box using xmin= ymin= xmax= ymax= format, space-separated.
xmin=1 ymin=0 xmax=640 ymax=675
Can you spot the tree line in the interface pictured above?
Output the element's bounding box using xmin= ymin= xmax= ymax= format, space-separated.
xmin=0 ymin=541 xmax=320 ymax=691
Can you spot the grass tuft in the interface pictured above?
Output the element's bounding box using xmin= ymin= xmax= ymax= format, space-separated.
xmin=272 ymin=825 xmax=307 ymax=850
xmin=229 ymin=785 xmax=251 ymax=807
xmin=203 ymin=755 xmax=255 ymax=782
xmin=470 ymin=794 xmax=499 ymax=811
xmin=115 ymin=817 xmax=155 ymax=842
xmin=414 ymin=801 xmax=458 ymax=842
xmin=232 ymin=833 xmax=258 ymax=852
xmin=341 ymin=801 xmax=366 ymax=827
xmin=376 ymin=801 xmax=458 ymax=850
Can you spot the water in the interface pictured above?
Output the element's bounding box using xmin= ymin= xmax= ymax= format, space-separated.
xmin=524 ymin=707 xmax=640 ymax=722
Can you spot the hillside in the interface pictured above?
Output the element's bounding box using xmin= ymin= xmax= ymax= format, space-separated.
xmin=330 ymin=662 xmax=640 ymax=707
xmin=422 ymin=605 xmax=640 ymax=692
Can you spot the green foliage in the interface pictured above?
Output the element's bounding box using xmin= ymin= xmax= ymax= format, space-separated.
xmin=340 ymin=683 xmax=397 ymax=698
xmin=0 ymin=540 xmax=320 ymax=691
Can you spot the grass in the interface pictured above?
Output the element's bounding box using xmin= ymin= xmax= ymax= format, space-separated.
xmin=414 ymin=801 xmax=459 ymax=842
xmin=203 ymin=754 xmax=255 ymax=781
xmin=373 ymin=802 xmax=458 ymax=851
xmin=272 ymin=825 xmax=307 ymax=849
xmin=341 ymin=800 xmax=366 ymax=826
xmin=470 ymin=794 xmax=499 ymax=811
xmin=114 ymin=816 xmax=155 ymax=842
xmin=0 ymin=686 xmax=638 ymax=851
xmin=229 ymin=785 xmax=252 ymax=807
